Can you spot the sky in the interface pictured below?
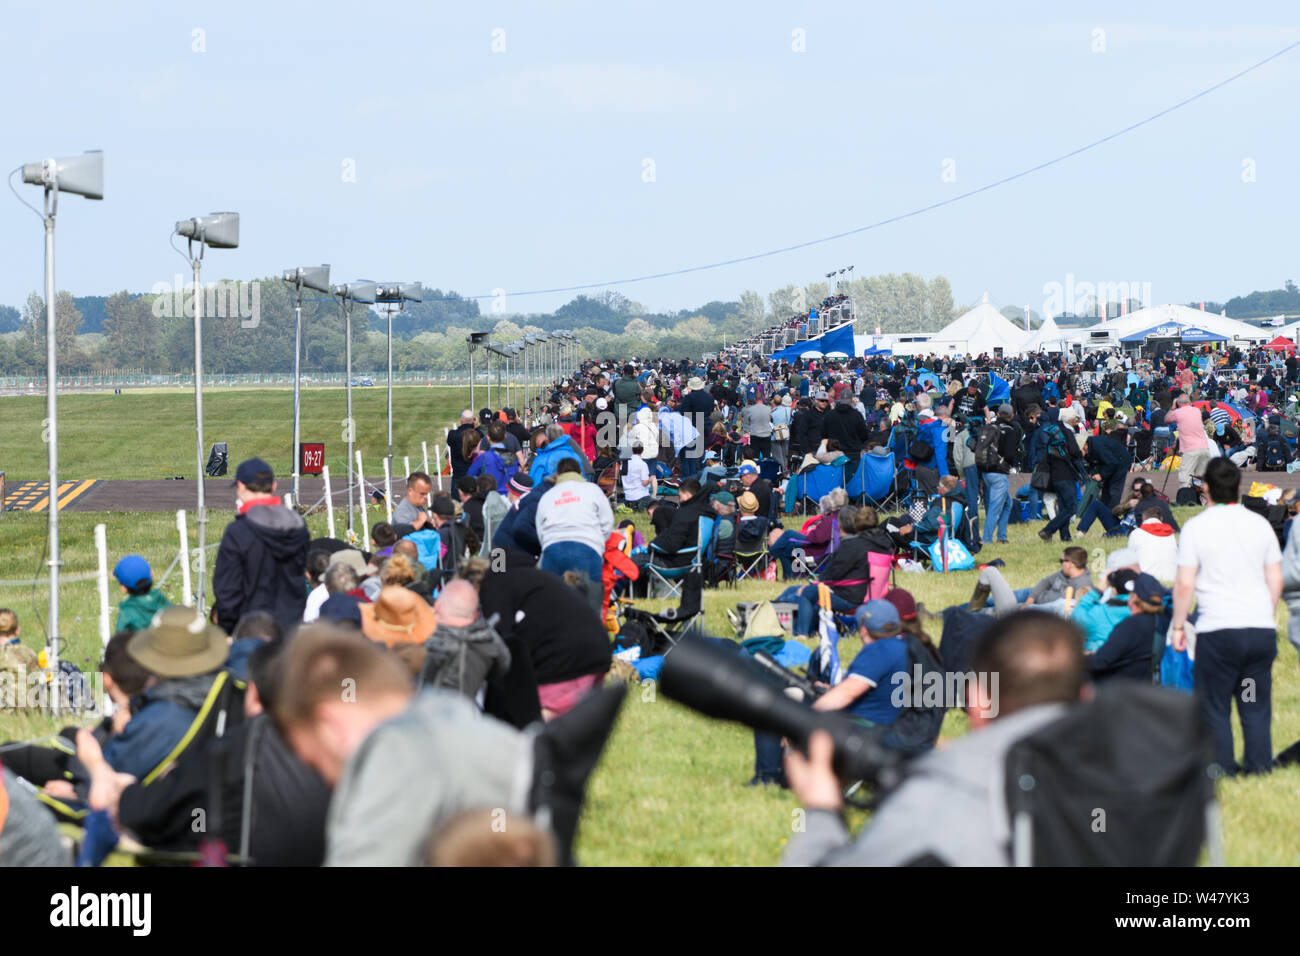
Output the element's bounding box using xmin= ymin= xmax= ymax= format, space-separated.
xmin=2 ymin=1 xmax=1298 ymax=321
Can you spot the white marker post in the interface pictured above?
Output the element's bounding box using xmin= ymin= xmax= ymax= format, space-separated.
xmin=422 ymin=441 xmax=432 ymax=506
xmin=382 ymin=456 xmax=393 ymax=523
xmin=94 ymin=523 xmax=110 ymax=647
xmin=404 ymin=455 xmax=411 ymax=483
xmin=322 ymin=465 xmax=336 ymax=539
xmin=176 ymin=509 xmax=193 ymax=607
xmin=356 ymin=450 xmax=369 ymax=543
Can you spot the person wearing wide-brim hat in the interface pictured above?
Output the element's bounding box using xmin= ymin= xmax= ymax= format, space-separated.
xmin=90 ymin=606 xmax=233 ymax=780
xmin=360 ymin=586 xmax=437 ymax=647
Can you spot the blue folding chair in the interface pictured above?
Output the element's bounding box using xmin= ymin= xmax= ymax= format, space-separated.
xmin=847 ymin=449 xmax=896 ymax=509
xmin=792 ymin=463 xmax=846 ymax=515
xmin=645 ymin=516 xmax=715 ymax=599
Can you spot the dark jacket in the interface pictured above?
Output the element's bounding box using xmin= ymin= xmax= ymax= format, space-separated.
xmin=1086 ymin=432 xmax=1131 ymax=478
xmin=479 ymin=566 xmax=611 ymax=686
xmin=821 ymin=404 xmax=871 ymax=457
xmin=419 ymin=616 xmax=513 ymax=699
xmin=213 ymin=501 xmax=310 ymax=636
xmin=102 ymin=672 xmax=221 ymax=780
xmin=678 ymin=389 xmax=716 ymax=435
xmin=819 ymin=535 xmax=876 ymax=604
xmin=654 ymin=492 xmax=714 ymax=556
xmin=493 ymin=481 xmax=550 ymax=557
xmin=116 ymin=713 xmax=330 ymax=866
xmin=981 ymin=419 xmax=1023 ymax=474
xmin=1086 ymin=612 xmax=1162 ymax=683
xmin=1041 ymin=421 xmax=1086 ymax=484
xmin=447 ymin=423 xmax=477 ymax=478
xmin=791 ymin=407 xmax=825 ymax=457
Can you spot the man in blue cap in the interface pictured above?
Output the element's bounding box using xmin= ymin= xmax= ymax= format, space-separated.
xmin=113 ymin=555 xmax=171 ymax=633
xmin=213 ymin=457 xmax=311 ymax=636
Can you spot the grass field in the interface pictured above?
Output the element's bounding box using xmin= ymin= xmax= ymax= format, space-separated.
xmin=2 ymin=501 xmax=1300 ymax=865
xmin=0 ymin=386 xmax=485 ymax=483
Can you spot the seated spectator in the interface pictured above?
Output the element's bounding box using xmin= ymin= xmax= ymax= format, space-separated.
xmin=1071 ymin=552 xmax=1142 ymax=652
xmin=370 ymin=522 xmax=398 ymax=559
xmin=419 ymin=579 xmax=511 ymax=700
xmin=737 ymin=462 xmax=774 ymax=519
xmin=965 ymin=546 xmax=1093 ymax=617
xmin=641 ymin=478 xmax=712 ymax=569
xmin=768 ymin=488 xmax=848 ymax=579
xmin=776 ymin=506 xmax=888 ymax=637
xmin=621 ymin=443 xmax=657 ymax=510
xmin=360 ymin=585 xmax=437 ymax=648
xmin=1128 ymin=506 xmax=1178 ymax=583
xmin=79 ymin=638 xmax=330 ymax=866
xmin=735 ymin=492 xmax=770 ymax=552
xmin=1085 ymin=573 xmax=1170 ymax=683
xmin=226 ymin=610 xmax=281 ymax=681
xmin=112 ymin=555 xmax=170 ymax=634
xmin=302 ymin=549 xmax=333 ymax=623
xmin=645 ymin=496 xmax=677 ymax=537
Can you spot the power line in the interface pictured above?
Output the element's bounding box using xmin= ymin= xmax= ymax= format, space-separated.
xmin=428 ymin=38 xmax=1297 ymax=305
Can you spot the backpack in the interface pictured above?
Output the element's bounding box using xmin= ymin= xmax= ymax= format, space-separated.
xmin=1262 ymin=439 xmax=1291 ymax=471
xmin=974 ymin=423 xmax=1005 ymax=470
xmin=880 ymin=636 xmax=947 ymax=757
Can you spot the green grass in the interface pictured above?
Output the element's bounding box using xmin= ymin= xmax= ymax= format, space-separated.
xmin=0 ymin=385 xmax=487 ymax=482
xmin=3 ymin=500 xmax=1300 ymax=865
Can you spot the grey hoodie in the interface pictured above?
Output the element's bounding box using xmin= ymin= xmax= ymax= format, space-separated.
xmin=783 ymin=704 xmax=1067 ymax=866
xmin=324 ymin=688 xmax=532 ymax=866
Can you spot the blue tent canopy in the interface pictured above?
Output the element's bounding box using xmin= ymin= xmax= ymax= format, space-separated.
xmin=986 ymin=371 xmax=1010 ymax=404
xmin=769 ymin=322 xmax=855 ymax=360
xmin=1119 ymin=322 xmax=1228 ymax=344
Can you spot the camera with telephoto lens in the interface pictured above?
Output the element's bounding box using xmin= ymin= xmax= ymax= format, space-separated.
xmin=659 ymin=637 xmax=904 ymax=790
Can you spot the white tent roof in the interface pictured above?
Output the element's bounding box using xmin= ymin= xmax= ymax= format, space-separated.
xmin=1023 ymin=314 xmax=1067 ymax=352
xmin=1058 ymin=303 xmax=1266 ymax=345
xmin=925 ymin=297 xmax=1030 ymax=355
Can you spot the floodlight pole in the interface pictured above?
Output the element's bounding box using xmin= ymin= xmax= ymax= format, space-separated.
xmin=189 ymin=243 xmax=208 ymax=614
xmin=42 ymin=186 xmax=62 ymax=711
xmin=387 ymin=303 xmax=394 ymax=478
xmin=342 ymin=297 xmax=355 ymax=535
xmin=468 ymin=339 xmax=475 ymax=416
xmin=290 ymin=274 xmax=305 ymax=503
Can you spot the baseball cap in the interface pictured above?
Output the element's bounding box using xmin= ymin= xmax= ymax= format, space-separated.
xmin=113 ymin=555 xmax=153 ymax=590
xmin=431 ymin=496 xmax=456 ymax=517
xmin=738 ymin=463 xmax=759 ymax=476
xmin=1108 ymin=567 xmax=1141 ymax=594
xmin=233 ymin=457 xmax=275 ymax=487
xmin=1125 ymin=573 xmax=1169 ymax=603
xmin=997 ymin=403 xmax=1015 ymax=417
xmin=882 ymin=588 xmax=917 ymax=622
xmin=855 ymin=600 xmax=901 ymax=635
xmin=711 ymin=490 xmax=736 ymax=506
xmin=814 ymin=389 xmax=830 ymax=401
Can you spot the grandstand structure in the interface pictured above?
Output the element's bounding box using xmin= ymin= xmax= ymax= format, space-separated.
xmin=725 ymin=282 xmax=857 ymax=363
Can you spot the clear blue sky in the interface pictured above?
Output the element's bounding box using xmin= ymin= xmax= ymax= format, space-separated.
xmin=2 ymin=1 xmax=1297 ymax=319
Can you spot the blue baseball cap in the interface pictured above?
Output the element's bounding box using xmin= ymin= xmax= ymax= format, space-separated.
xmin=318 ymin=593 xmax=363 ymax=628
xmin=738 ymin=463 xmax=759 ymax=476
xmin=113 ymin=555 xmax=153 ymax=590
xmin=855 ymin=600 xmax=901 ymax=634
xmin=233 ymin=457 xmax=275 ymax=487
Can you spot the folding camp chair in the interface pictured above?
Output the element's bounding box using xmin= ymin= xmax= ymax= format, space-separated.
xmin=794 ymin=463 xmax=847 ymax=516
xmin=621 ymin=569 xmax=704 ymax=655
xmin=729 ymin=536 xmax=771 ymax=585
xmin=644 ymin=516 xmax=715 ymax=599
xmin=848 ymin=449 xmax=897 ymax=510
xmin=757 ymin=458 xmax=781 ymax=483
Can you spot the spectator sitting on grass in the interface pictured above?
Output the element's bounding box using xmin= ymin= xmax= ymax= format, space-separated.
xmin=113 ymin=555 xmax=171 ymax=634
xmin=965 ymin=546 xmax=1093 ymax=617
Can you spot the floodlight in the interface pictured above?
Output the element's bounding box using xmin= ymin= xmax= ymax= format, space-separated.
xmin=15 ymin=148 xmax=104 ymax=708
xmin=336 ymin=280 xmax=377 ymax=303
xmin=283 ymin=265 xmax=331 ymax=294
xmin=334 ymin=279 xmax=380 ymax=536
xmin=175 ymin=211 xmax=239 ymax=249
xmin=375 ymin=282 xmax=423 ymax=302
xmin=22 ymin=150 xmax=103 ymax=199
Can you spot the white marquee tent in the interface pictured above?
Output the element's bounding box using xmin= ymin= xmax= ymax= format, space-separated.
xmin=915 ymin=295 xmax=1030 ymax=356
xmin=1022 ymin=313 xmax=1067 ymax=352
xmin=1059 ymin=303 xmax=1267 ymax=349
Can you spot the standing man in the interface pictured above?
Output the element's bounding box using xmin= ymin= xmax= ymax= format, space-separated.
xmin=677 ymin=377 xmax=716 ymax=478
xmin=393 ymin=471 xmax=434 ymax=531
xmin=1170 ymin=458 xmax=1282 ymax=776
xmin=1166 ymin=393 xmax=1210 ymax=491
xmin=447 ymin=410 xmax=478 ymax=482
xmin=740 ymin=395 xmax=774 ymax=459
xmin=978 ymin=405 xmax=1022 ymax=546
xmin=213 ymin=457 xmax=311 ymax=636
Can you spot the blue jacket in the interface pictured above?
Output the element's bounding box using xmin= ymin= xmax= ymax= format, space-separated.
xmin=469 ymin=444 xmax=518 ymax=494
xmin=102 ymin=672 xmax=218 ymax=779
xmin=529 ymin=434 xmax=587 ymax=485
xmin=1071 ymin=590 xmax=1130 ymax=653
xmin=493 ymin=481 xmax=550 ymax=557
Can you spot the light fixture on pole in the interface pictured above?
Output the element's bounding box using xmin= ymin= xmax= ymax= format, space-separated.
xmin=282 ymin=265 xmax=330 ymax=504
xmin=374 ymin=283 xmax=422 ymax=489
xmin=466 ymin=331 xmax=490 ymax=415
xmin=523 ymin=334 xmax=538 ymax=418
xmin=16 ymin=150 xmax=102 ymax=712
xmin=333 ymin=280 xmax=376 ymax=540
xmin=172 ymin=212 xmax=239 ymax=616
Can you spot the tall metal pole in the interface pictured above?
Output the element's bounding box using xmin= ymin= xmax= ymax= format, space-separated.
xmin=291 ymin=280 xmax=303 ymax=502
xmin=43 ymin=196 xmax=62 ymax=711
xmin=192 ymin=250 xmax=208 ymax=614
xmin=344 ymin=298 xmax=354 ymax=536
xmin=469 ymin=343 xmax=474 ymax=419
xmin=386 ymin=304 xmax=393 ymax=489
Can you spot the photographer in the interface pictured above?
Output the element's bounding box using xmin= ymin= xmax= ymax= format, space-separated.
xmin=783 ymin=611 xmax=1086 ymax=866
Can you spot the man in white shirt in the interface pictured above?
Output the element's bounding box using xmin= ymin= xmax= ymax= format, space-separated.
xmin=621 ymin=443 xmax=656 ymax=510
xmin=1170 ymin=458 xmax=1282 ymax=775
